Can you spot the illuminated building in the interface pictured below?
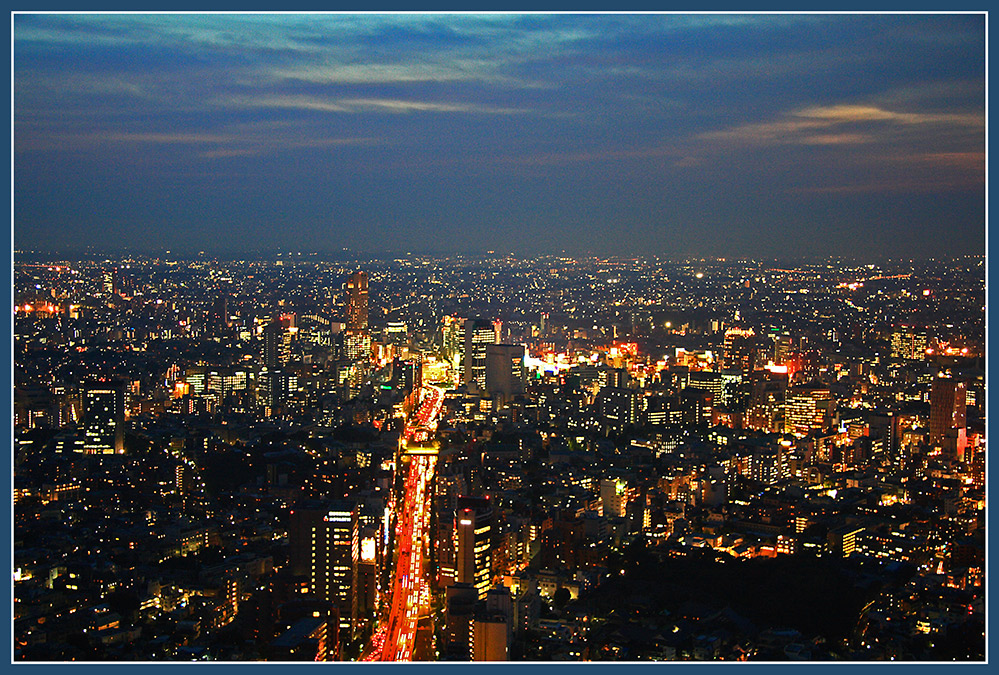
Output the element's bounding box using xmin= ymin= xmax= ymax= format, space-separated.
xmin=891 ymin=326 xmax=929 ymax=360
xmin=345 ymin=272 xmax=371 ymax=394
xmin=745 ymin=368 xmax=788 ymax=432
xmin=463 ymin=319 xmax=500 ymax=392
xmin=442 ymin=315 xmax=466 ymax=380
xmin=827 ymin=525 xmax=865 ymax=557
xmin=484 ymin=343 xmax=525 ymax=404
xmin=392 ymin=357 xmax=422 ymax=394
xmin=600 ymin=478 xmax=628 ymax=518
xmin=686 ymin=371 xmax=724 ymax=408
xmin=722 ymin=327 xmax=757 ymax=373
xmin=82 ymin=379 xmax=125 ymax=454
xmin=289 ymin=506 xmax=326 ymax=577
xmin=385 ymin=320 xmax=407 ymax=344
xmin=263 ymin=316 xmax=294 ymax=369
xmin=643 ymin=393 xmax=689 ymax=427
xmin=346 ymin=270 xmax=369 ymax=331
xmin=270 ymin=617 xmax=333 ymax=661
xmin=310 ymin=501 xmax=356 ymax=640
xmin=929 ymin=374 xmax=967 ymax=460
xmin=435 ymin=472 xmax=468 ymax=588
xmin=455 ymin=496 xmax=493 ymax=600
xmin=784 ymin=385 xmax=834 ymax=437
xmin=260 ymin=316 xmax=296 ymax=409
xmin=772 ymin=332 xmax=795 ymax=364
xmin=352 ymin=525 xmax=379 ymax=638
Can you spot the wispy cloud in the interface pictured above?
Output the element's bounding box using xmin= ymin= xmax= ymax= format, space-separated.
xmin=794 ymin=104 xmax=982 ymax=127
xmin=700 ymin=103 xmax=983 ymax=147
xmin=246 ymin=94 xmax=529 ymax=115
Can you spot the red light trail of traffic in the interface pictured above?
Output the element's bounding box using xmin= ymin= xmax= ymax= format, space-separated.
xmin=361 ymin=386 xmax=443 ymax=661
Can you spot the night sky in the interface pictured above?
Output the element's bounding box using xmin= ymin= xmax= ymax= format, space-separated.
xmin=13 ymin=13 xmax=986 ymax=259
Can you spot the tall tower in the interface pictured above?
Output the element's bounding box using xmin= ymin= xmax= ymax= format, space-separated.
xmin=263 ymin=319 xmax=283 ymax=370
xmin=344 ymin=271 xmax=371 ymax=395
xmin=346 ymin=271 xmax=369 ymax=332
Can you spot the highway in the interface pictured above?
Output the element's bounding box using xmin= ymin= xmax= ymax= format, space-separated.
xmin=361 ymin=385 xmax=443 ymax=661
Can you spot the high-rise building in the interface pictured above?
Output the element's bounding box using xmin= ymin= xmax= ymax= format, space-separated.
xmin=929 ymin=374 xmax=967 ymax=459
xmin=210 ymin=291 xmax=230 ymax=332
xmin=484 ymin=343 xmax=525 ymax=404
xmin=455 ymin=496 xmax=493 ymax=600
xmin=345 ymin=331 xmax=371 ymax=363
xmin=385 ymin=321 xmax=407 ymax=345
xmin=597 ymin=386 xmax=639 ymax=431
xmin=891 ymin=326 xmax=929 ymax=360
xmin=463 ymin=319 xmax=500 ymax=392
xmin=344 ymin=272 xmax=371 ymax=396
xmin=784 ymin=385 xmax=834 ymax=437
xmin=827 ymin=525 xmax=865 ymax=557
xmin=310 ymin=501 xmax=356 ymax=639
xmin=722 ymin=327 xmax=757 ymax=373
xmin=352 ymin=524 xmax=380 ymax=638
xmin=392 ymin=357 xmax=422 ymax=394
xmin=82 ymin=380 xmax=126 ymax=454
xmin=685 ymin=371 xmax=725 ymax=409
xmin=289 ymin=505 xmax=326 ymax=577
xmin=444 ymin=583 xmax=478 ymax=659
xmin=442 ymin=316 xmax=466 ymax=381
xmin=263 ymin=319 xmax=283 ymax=370
xmin=473 ymin=587 xmax=513 ymax=661
xmin=346 ymin=271 xmax=369 ymax=332
xmin=263 ymin=315 xmax=295 ymax=369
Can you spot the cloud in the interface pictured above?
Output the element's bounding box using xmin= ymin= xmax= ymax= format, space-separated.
xmin=700 ymin=103 xmax=983 ymax=147
xmin=794 ymin=104 xmax=982 ymax=127
xmin=339 ymin=97 xmax=528 ymax=114
xmin=246 ymin=94 xmax=529 ymax=115
xmin=798 ymin=134 xmax=872 ymax=145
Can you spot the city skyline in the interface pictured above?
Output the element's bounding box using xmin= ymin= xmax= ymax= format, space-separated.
xmin=13 ymin=253 xmax=986 ymax=661
xmin=13 ymin=12 xmax=986 ymax=259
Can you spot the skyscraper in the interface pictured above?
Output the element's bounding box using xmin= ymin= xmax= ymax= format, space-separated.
xmin=784 ymin=384 xmax=834 ymax=437
xmin=442 ymin=315 xmax=466 ymax=383
xmin=210 ymin=290 xmax=230 ymax=332
xmin=463 ymin=319 xmax=500 ymax=392
xmin=455 ymin=496 xmax=493 ymax=601
xmin=891 ymin=325 xmax=930 ymax=360
xmin=310 ymin=501 xmax=356 ymax=640
xmin=82 ymin=380 xmax=126 ymax=454
xmin=722 ymin=326 xmax=757 ymax=373
xmin=346 ymin=271 xmax=369 ymax=332
xmin=344 ymin=271 xmax=371 ymax=395
xmin=929 ymin=374 xmax=967 ymax=459
xmin=263 ymin=319 xmax=284 ymax=370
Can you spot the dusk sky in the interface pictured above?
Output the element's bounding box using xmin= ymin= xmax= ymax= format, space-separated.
xmin=13 ymin=13 xmax=985 ymax=259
